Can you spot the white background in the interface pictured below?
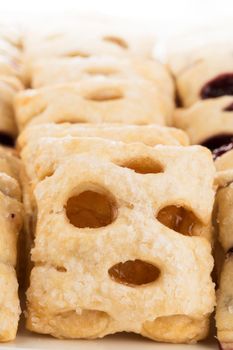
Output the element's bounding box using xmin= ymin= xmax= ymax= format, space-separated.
xmin=0 ymin=0 xmax=232 ymax=32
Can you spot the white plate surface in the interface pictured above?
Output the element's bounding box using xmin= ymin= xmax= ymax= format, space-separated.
xmin=0 ymin=325 xmax=219 ymax=350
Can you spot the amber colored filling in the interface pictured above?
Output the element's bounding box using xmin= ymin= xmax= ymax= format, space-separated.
xmin=200 ymin=73 xmax=233 ymax=99
xmin=65 ymin=190 xmax=116 ymax=228
xmin=157 ymin=205 xmax=197 ymax=236
xmin=201 ymin=134 xmax=233 ymax=160
xmin=108 ymin=259 xmax=160 ymax=286
xmin=0 ymin=132 xmax=14 ymax=147
xmin=120 ymin=158 xmax=163 ymax=174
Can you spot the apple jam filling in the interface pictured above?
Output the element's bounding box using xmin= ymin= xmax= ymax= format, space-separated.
xmin=157 ymin=205 xmax=197 ymax=236
xmin=66 ymin=190 xmax=117 ymax=228
xmin=108 ymin=259 xmax=160 ymax=286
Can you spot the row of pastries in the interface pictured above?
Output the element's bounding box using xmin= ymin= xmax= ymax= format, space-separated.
xmin=0 ymin=18 xmax=231 ymax=348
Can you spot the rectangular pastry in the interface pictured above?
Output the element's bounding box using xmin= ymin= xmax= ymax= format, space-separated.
xmin=167 ymin=44 xmax=233 ymax=107
xmin=0 ymin=76 xmax=23 ymax=146
xmin=215 ymin=169 xmax=233 ymax=349
xmin=0 ymin=146 xmax=23 ymax=341
xmin=19 ymin=124 xmax=189 ymax=272
xmin=31 ymin=55 xmax=173 ymax=96
xmin=14 ymin=77 xmax=172 ymax=130
xmin=0 ymin=24 xmax=23 ymax=82
xmin=18 ymin=123 xmax=189 ymax=150
xmin=23 ymin=16 xmax=156 ymax=89
xmin=23 ymin=17 xmax=155 ymax=78
xmin=24 ymin=137 xmax=216 ymax=343
xmin=0 ymin=26 xmax=24 ymax=146
xmin=29 ymin=56 xmax=174 ymax=124
xmin=174 ymin=97 xmax=233 ymax=161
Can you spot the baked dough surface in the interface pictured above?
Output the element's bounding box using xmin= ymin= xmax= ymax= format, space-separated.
xmin=174 ymin=97 xmax=233 ymax=144
xmin=14 ymin=78 xmax=173 ymax=130
xmin=18 ymin=123 xmax=189 ymax=150
xmin=24 ymin=139 xmax=215 ymax=342
xmin=0 ymin=145 xmax=23 ymax=341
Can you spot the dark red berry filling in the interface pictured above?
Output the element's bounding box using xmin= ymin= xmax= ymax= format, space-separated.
xmin=227 ymin=247 xmax=233 ymax=255
xmin=0 ymin=133 xmax=15 ymax=147
xmin=201 ymin=134 xmax=233 ymax=160
xmin=200 ymin=73 xmax=233 ymax=99
xmin=224 ymin=102 xmax=233 ymax=111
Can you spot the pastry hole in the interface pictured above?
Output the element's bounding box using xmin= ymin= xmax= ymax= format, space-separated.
xmin=39 ymin=169 xmax=55 ymax=181
xmin=201 ymin=134 xmax=233 ymax=160
xmin=56 ymin=266 xmax=67 ymax=272
xmin=175 ymin=90 xmax=182 ymax=107
xmin=0 ymin=132 xmax=15 ymax=147
xmin=63 ymin=51 xmax=90 ymax=58
xmin=157 ymin=205 xmax=198 ymax=236
xmin=143 ymin=315 xmax=205 ymax=342
xmin=119 ymin=157 xmax=163 ymax=174
xmin=200 ymin=73 xmax=233 ymax=99
xmin=108 ymin=259 xmax=160 ymax=286
xmin=65 ymin=190 xmax=117 ymax=228
xmin=103 ymin=36 xmax=128 ymax=49
xmin=56 ymin=119 xmax=87 ymax=124
xmin=51 ymin=309 xmax=109 ymax=338
xmin=224 ymin=102 xmax=233 ymax=111
xmin=85 ymin=87 xmax=123 ymax=102
xmin=227 ymin=247 xmax=233 ymax=258
xmin=85 ymin=67 xmax=117 ymax=76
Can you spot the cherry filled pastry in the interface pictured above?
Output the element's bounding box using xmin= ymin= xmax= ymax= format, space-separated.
xmin=201 ymin=134 xmax=233 ymax=160
xmin=200 ymin=73 xmax=233 ymax=100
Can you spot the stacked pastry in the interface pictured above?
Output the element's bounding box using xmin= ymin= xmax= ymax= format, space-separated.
xmin=15 ymin=20 xmax=175 ymax=128
xmin=0 ymin=23 xmax=25 ymax=342
xmin=10 ymin=20 xmax=218 ymax=344
xmin=0 ymin=145 xmax=23 ymax=341
xmin=169 ymin=44 xmax=233 ymax=163
xmin=168 ymin=43 xmax=233 ymax=348
xmin=214 ymin=157 xmax=233 ymax=350
xmin=0 ymin=23 xmax=24 ymax=146
xmin=18 ymin=125 xmax=215 ymax=343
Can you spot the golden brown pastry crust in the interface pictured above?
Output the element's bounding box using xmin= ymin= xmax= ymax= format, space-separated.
xmin=0 ymin=25 xmax=24 ymax=145
xmin=0 ymin=263 xmax=20 ymax=341
xmin=167 ymin=44 xmax=233 ymax=107
xmin=14 ymin=78 xmax=173 ymax=131
xmin=216 ymin=256 xmax=233 ymax=345
xmin=21 ymin=138 xmax=215 ymax=232
xmin=174 ymin=97 xmax=233 ymax=145
xmin=17 ymin=123 xmax=189 ymax=150
xmin=31 ymin=55 xmax=173 ymax=96
xmin=25 ymin=138 xmax=215 ymax=342
xmin=214 ymin=165 xmax=233 ymax=346
xmin=0 ymin=145 xmax=23 ymax=341
xmin=30 ymin=56 xmax=174 ymax=124
xmin=0 ymin=76 xmax=23 ymax=141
